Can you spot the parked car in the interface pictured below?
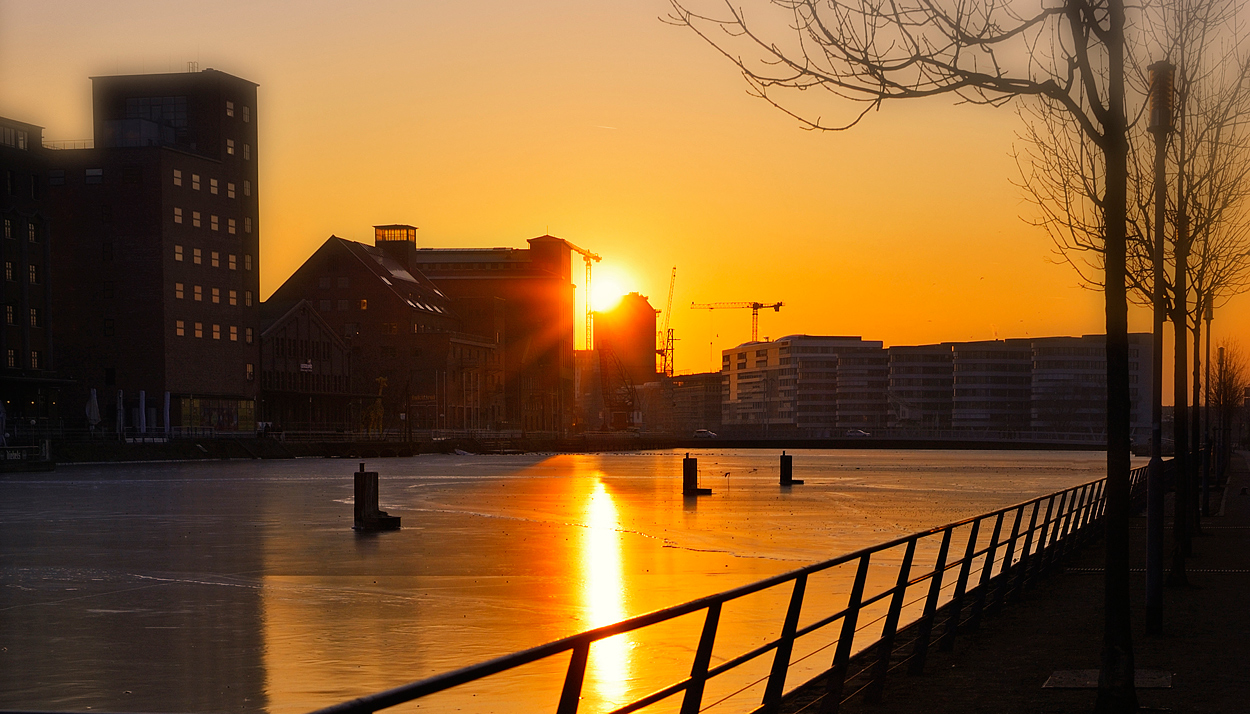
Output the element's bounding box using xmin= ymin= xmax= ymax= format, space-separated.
xmin=693 ymin=429 xmax=717 ymax=439
xmin=845 ymin=429 xmax=871 ymax=437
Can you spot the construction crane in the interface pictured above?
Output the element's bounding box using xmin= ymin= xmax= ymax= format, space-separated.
xmin=656 ymin=267 xmax=676 ymax=377
xmin=563 ymin=241 xmax=602 ymax=350
xmin=690 ymin=301 xmax=784 ymax=343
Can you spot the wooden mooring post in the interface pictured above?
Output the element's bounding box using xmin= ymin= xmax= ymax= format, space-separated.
xmin=354 ymin=462 xmax=401 ymax=531
xmin=683 ymin=454 xmax=712 ymax=496
xmin=780 ymin=451 xmax=803 ymax=486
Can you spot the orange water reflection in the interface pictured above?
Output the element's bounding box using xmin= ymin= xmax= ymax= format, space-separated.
xmin=583 ymin=477 xmax=632 ymax=709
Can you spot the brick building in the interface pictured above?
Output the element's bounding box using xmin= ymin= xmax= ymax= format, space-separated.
xmin=47 ymin=69 xmax=261 ymax=433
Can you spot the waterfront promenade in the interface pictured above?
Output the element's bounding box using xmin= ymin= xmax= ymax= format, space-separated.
xmin=787 ymin=454 xmax=1250 ymax=714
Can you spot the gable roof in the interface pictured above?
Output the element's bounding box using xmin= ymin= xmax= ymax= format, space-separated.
xmin=333 ymin=236 xmax=455 ymax=317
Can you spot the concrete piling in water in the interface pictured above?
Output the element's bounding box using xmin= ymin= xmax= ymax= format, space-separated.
xmin=683 ymin=453 xmax=712 ymax=496
xmin=354 ymin=462 xmax=402 ymax=531
xmin=780 ymin=451 xmax=803 ymax=486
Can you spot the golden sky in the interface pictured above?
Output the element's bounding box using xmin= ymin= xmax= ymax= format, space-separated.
xmin=1 ymin=0 xmax=1233 ymax=395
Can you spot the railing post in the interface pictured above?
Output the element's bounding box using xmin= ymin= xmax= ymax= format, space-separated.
xmin=680 ymin=603 xmax=722 ymax=714
xmin=762 ymin=573 xmax=808 ymax=710
xmin=939 ymin=518 xmax=980 ymax=652
xmin=1010 ymin=501 xmax=1041 ymax=601
xmin=556 ymin=640 xmax=590 ymax=714
xmin=967 ymin=511 xmax=1004 ymax=630
xmin=819 ymin=553 xmax=871 ymax=714
xmin=1060 ymin=485 xmax=1089 ymax=556
xmin=908 ymin=529 xmax=951 ymax=675
xmin=865 ymin=539 xmax=915 ymax=702
xmin=1041 ymin=491 xmax=1067 ymax=573
xmin=988 ymin=506 xmax=1024 ymax=614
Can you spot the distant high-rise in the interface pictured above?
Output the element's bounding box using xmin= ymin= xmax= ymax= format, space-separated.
xmin=48 ymin=69 xmax=261 ymax=433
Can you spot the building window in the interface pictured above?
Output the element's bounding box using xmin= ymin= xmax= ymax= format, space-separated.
xmin=174 ymin=244 xmax=184 ymax=261
xmin=29 ymin=351 xmax=40 ymax=369
xmin=193 ymin=248 xmax=202 ymax=265
xmin=101 ymin=317 xmax=113 ymax=335
xmin=226 ymin=139 xmax=235 ymax=155
xmin=85 ymin=168 xmax=103 ymax=184
xmin=246 ymin=363 xmax=254 ymax=381
xmin=173 ymin=169 xmax=182 ymax=186
xmin=359 ymin=299 xmax=367 ymax=310
xmin=48 ymin=169 xmax=65 ymax=186
xmin=27 ymin=223 xmax=37 ymax=242
xmin=193 ymin=211 xmax=201 ymax=228
xmin=210 ymin=178 xmax=218 ymax=195
xmin=28 ymin=264 xmax=38 ymax=284
xmin=228 ymin=289 xmax=237 ymax=306
xmin=174 ymin=207 xmax=183 ymax=224
xmin=5 ymin=304 xmax=12 ymax=324
xmin=227 ymin=218 xmax=236 ymax=235
xmin=245 ymin=290 xmax=253 ymax=307
xmin=192 ymin=173 xmax=200 ymax=191
xmin=195 ymin=322 xmax=203 ymax=338
xmin=245 ymin=327 xmax=253 ymax=344
xmin=211 ymin=287 xmax=220 ymax=304
xmin=30 ymin=308 xmax=40 ymax=327
xmin=227 ymin=182 xmax=236 ymax=199
xmin=336 ymin=276 xmax=349 ymax=288
xmin=194 ymin=285 xmax=203 ymax=302
xmin=176 ymin=320 xmax=185 ymax=336
xmin=3 ymin=218 xmax=10 ymax=239
xmin=244 ymin=254 xmax=252 ymax=270
xmin=229 ymin=325 xmax=238 ymax=342
xmin=243 ymin=180 xmax=251 ymax=196
xmin=175 ymin=282 xmax=184 ymax=299
xmin=244 ymin=217 xmax=252 ymax=233
xmin=337 ymin=299 xmax=348 ymax=311
xmin=211 ymin=251 xmax=220 ymax=268
xmin=228 ymin=254 xmax=237 ymax=270
xmin=243 ymin=106 xmax=250 ymax=122
xmin=3 ymin=262 xmax=10 ymax=281
xmin=210 ymin=215 xmax=219 ymax=231
xmin=243 ymin=144 xmax=251 ymax=160
xmin=319 ymin=299 xmax=331 ymax=311
xmin=226 ymin=100 xmax=234 ymax=117
xmin=212 ymin=324 xmax=221 ymax=340
xmin=6 ymin=349 xmax=14 ymax=368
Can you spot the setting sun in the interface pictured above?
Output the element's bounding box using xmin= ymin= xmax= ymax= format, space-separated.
xmin=590 ymin=266 xmax=632 ymax=313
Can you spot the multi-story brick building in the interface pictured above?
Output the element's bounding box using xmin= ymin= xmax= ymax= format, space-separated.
xmin=47 ymin=69 xmax=261 ymax=433
xmin=2 ymin=116 xmax=62 ymax=428
xmin=265 ymin=227 xmax=503 ymax=432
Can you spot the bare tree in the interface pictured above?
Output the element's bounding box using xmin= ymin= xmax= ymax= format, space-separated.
xmin=1209 ymin=339 xmax=1247 ymax=472
xmin=668 ymin=0 xmax=1138 ymax=708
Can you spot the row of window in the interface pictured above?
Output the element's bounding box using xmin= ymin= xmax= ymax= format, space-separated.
xmin=173 ymin=283 xmax=253 ymax=306
xmin=4 ymin=305 xmax=42 ymax=327
xmin=174 ymin=320 xmax=254 ymax=343
xmin=224 ymin=139 xmax=252 ymax=160
xmin=4 ymin=262 xmax=41 ymax=284
xmin=224 ymin=101 xmax=252 ymax=123
xmin=173 ymin=245 xmax=253 ymax=270
xmin=3 ymin=218 xmax=40 ymax=242
xmin=173 ymin=208 xmax=252 ymax=234
xmin=6 ymin=349 xmax=42 ymax=369
xmin=172 ymin=169 xmax=252 ymax=198
xmin=1 ymin=126 xmax=29 ymax=150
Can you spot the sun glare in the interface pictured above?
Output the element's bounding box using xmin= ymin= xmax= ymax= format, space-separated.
xmin=590 ymin=273 xmax=627 ymax=312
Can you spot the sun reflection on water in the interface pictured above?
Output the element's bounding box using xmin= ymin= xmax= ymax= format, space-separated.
xmin=584 ymin=478 xmax=631 ymax=710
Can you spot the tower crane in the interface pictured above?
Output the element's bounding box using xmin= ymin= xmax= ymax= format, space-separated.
xmin=690 ymin=301 xmax=784 ymax=343
xmin=656 ymin=267 xmax=677 ymax=377
xmin=563 ymin=241 xmax=602 ymax=350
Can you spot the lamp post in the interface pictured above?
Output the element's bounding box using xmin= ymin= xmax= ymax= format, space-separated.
xmin=1146 ymin=60 xmax=1175 ymax=634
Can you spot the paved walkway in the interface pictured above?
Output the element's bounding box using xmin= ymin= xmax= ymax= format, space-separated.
xmin=790 ymin=453 xmax=1250 ymax=714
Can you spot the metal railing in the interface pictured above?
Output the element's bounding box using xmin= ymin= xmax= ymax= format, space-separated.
xmin=309 ymin=463 xmax=1151 ymax=714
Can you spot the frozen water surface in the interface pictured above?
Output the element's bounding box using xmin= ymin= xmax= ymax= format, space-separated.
xmin=0 ymin=449 xmax=1130 ymax=714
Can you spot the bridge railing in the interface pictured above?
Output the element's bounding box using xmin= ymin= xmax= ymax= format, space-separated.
xmin=308 ymin=462 xmax=1152 ymax=714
